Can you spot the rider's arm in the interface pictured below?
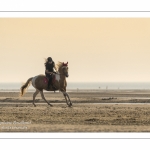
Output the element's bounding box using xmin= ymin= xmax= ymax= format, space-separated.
xmin=54 ymin=65 xmax=57 ymax=72
xmin=45 ymin=70 xmax=53 ymax=74
xmin=53 ymin=63 xmax=57 ymax=72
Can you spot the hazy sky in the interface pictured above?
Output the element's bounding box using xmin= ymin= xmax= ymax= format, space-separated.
xmin=0 ymin=18 xmax=150 ymax=82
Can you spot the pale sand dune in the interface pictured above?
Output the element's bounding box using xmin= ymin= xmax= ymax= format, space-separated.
xmin=0 ymin=90 xmax=150 ymax=132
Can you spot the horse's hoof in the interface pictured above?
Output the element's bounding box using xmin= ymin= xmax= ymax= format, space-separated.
xmin=49 ymin=104 xmax=53 ymax=107
xmin=68 ymin=104 xmax=72 ymax=107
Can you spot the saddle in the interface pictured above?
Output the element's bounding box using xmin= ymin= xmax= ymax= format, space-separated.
xmin=44 ymin=74 xmax=56 ymax=91
xmin=44 ymin=74 xmax=55 ymax=83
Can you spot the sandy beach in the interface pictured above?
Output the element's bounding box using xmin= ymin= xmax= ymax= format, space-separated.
xmin=0 ymin=90 xmax=150 ymax=132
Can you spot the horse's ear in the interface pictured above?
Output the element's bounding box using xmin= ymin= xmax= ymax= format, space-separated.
xmin=67 ymin=62 xmax=68 ymax=64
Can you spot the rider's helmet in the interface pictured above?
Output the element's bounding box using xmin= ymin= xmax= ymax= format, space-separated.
xmin=47 ymin=57 xmax=52 ymax=62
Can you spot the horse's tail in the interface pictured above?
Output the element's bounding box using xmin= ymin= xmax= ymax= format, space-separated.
xmin=20 ymin=77 xmax=33 ymax=97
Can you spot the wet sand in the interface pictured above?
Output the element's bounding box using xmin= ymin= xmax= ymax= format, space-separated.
xmin=0 ymin=90 xmax=150 ymax=132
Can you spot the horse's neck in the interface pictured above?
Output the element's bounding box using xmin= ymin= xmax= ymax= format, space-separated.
xmin=58 ymin=71 xmax=66 ymax=81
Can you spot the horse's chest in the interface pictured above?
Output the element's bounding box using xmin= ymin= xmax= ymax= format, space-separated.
xmin=55 ymin=74 xmax=60 ymax=81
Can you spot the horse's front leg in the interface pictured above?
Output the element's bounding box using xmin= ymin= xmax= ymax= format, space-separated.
xmin=65 ymin=92 xmax=72 ymax=106
xmin=60 ymin=89 xmax=72 ymax=107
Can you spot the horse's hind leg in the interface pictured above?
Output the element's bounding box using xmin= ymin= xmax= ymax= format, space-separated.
xmin=40 ymin=90 xmax=53 ymax=107
xmin=33 ymin=89 xmax=39 ymax=107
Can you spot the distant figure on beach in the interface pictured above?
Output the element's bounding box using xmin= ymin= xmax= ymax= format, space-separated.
xmin=44 ymin=57 xmax=57 ymax=90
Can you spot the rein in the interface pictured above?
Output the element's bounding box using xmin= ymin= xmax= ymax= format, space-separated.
xmin=49 ymin=72 xmax=65 ymax=76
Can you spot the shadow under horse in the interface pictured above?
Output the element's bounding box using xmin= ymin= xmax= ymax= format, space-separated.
xmin=20 ymin=62 xmax=72 ymax=107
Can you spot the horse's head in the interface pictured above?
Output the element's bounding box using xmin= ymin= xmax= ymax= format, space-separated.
xmin=62 ymin=62 xmax=69 ymax=77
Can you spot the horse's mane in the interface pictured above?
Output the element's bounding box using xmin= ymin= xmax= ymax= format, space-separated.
xmin=56 ymin=61 xmax=63 ymax=70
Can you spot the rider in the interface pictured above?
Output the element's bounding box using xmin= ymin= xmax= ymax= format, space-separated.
xmin=45 ymin=57 xmax=57 ymax=90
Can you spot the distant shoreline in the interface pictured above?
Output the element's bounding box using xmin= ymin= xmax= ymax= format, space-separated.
xmin=0 ymin=89 xmax=150 ymax=93
xmin=1 ymin=82 xmax=150 ymax=91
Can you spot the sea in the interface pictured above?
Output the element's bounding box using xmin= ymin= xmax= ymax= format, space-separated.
xmin=0 ymin=82 xmax=150 ymax=92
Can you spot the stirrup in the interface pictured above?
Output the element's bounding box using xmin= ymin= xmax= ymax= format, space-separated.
xmin=46 ymin=86 xmax=50 ymax=91
xmin=51 ymin=85 xmax=55 ymax=90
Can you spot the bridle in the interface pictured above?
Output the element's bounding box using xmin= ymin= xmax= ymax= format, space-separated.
xmin=55 ymin=73 xmax=65 ymax=75
xmin=55 ymin=62 xmax=68 ymax=76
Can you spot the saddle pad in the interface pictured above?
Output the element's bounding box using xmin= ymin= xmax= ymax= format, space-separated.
xmin=44 ymin=77 xmax=48 ymax=84
xmin=44 ymin=75 xmax=56 ymax=84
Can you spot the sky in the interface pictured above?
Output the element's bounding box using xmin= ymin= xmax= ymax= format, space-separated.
xmin=0 ymin=18 xmax=150 ymax=83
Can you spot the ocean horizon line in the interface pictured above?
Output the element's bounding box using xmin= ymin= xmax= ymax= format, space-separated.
xmin=0 ymin=82 xmax=150 ymax=90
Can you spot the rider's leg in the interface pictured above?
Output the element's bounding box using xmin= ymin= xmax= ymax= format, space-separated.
xmin=47 ymin=74 xmax=52 ymax=89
